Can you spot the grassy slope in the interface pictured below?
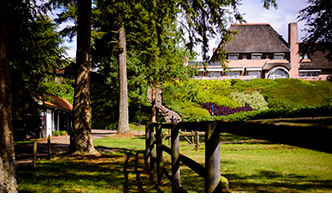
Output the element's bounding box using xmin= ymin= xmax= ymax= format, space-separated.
xmin=162 ymin=79 xmax=332 ymax=120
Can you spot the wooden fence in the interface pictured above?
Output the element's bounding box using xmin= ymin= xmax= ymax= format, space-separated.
xmin=145 ymin=117 xmax=332 ymax=193
xmin=32 ymin=135 xmax=52 ymax=167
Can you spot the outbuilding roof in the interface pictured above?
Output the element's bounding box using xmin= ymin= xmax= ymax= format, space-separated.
xmin=42 ymin=94 xmax=73 ymax=112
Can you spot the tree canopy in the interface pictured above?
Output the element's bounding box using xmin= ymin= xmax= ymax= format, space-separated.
xmin=8 ymin=0 xmax=67 ymax=137
xmin=298 ymin=0 xmax=332 ymax=60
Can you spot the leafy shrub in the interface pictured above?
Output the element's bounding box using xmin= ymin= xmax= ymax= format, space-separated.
xmin=168 ymin=101 xmax=210 ymax=120
xmin=194 ymin=90 xmax=241 ymax=107
xmin=41 ymin=78 xmax=74 ymax=104
xmin=200 ymin=102 xmax=253 ymax=116
xmin=189 ymin=105 xmax=332 ymax=122
xmin=163 ymin=79 xmax=240 ymax=107
xmin=230 ymin=78 xmax=277 ymax=92
xmin=266 ymin=98 xmax=304 ymax=109
xmin=105 ymin=122 xmax=118 ymax=130
xmin=52 ymin=131 xmax=67 ymax=136
xmin=230 ymin=91 xmax=269 ymax=110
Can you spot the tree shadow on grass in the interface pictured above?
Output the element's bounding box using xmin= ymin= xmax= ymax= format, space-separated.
xmin=17 ymin=144 xmax=332 ymax=193
xmin=224 ymin=170 xmax=332 ymax=193
xmin=158 ymin=164 xmax=332 ymax=193
xmin=17 ymin=153 xmax=126 ymax=193
xmin=16 ymin=146 xmax=171 ymax=193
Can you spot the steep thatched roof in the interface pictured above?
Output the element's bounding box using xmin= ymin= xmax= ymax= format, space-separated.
xmin=299 ymin=44 xmax=332 ymax=70
xmin=220 ymin=23 xmax=290 ymax=54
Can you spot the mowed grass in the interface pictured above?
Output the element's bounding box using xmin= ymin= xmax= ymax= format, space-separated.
xmin=93 ymin=133 xmax=146 ymax=151
xmin=16 ymin=150 xmax=172 ymax=193
xmin=16 ymin=132 xmax=332 ymax=193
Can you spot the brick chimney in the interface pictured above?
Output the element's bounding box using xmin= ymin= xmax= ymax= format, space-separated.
xmin=288 ymin=22 xmax=299 ymax=78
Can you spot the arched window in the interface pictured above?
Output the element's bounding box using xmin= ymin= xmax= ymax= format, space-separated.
xmin=267 ymin=67 xmax=289 ymax=79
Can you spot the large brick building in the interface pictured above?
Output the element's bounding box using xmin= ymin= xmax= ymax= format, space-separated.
xmin=193 ymin=23 xmax=332 ymax=80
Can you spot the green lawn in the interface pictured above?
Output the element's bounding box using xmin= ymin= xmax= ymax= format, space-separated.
xmin=93 ymin=134 xmax=146 ymax=151
xmin=16 ymin=133 xmax=332 ymax=193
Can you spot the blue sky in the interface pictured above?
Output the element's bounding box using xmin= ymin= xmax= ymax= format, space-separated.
xmin=59 ymin=0 xmax=310 ymax=59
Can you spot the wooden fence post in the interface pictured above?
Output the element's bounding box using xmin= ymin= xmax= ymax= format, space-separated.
xmin=156 ymin=124 xmax=163 ymax=184
xmin=33 ymin=138 xmax=37 ymax=168
xmin=145 ymin=125 xmax=150 ymax=169
xmin=171 ymin=125 xmax=180 ymax=192
xmin=205 ymin=121 xmax=221 ymax=193
xmin=191 ymin=131 xmax=194 ymax=145
xmin=150 ymin=125 xmax=155 ymax=171
xmin=195 ymin=130 xmax=200 ymax=151
xmin=48 ymin=135 xmax=52 ymax=158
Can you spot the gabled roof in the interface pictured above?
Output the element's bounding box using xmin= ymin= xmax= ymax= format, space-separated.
xmin=219 ymin=23 xmax=290 ymax=54
xmin=42 ymin=94 xmax=73 ymax=112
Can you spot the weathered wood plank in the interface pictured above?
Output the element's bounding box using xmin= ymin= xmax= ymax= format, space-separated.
xmin=171 ymin=126 xmax=180 ymax=193
xmin=205 ymin=122 xmax=221 ymax=193
xmin=47 ymin=135 xmax=52 ymax=158
xmin=33 ymin=138 xmax=37 ymax=168
xmin=156 ymin=124 xmax=163 ymax=184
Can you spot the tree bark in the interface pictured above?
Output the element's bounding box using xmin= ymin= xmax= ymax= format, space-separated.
xmin=117 ymin=26 xmax=130 ymax=134
xmin=70 ymin=0 xmax=99 ymax=155
xmin=0 ymin=0 xmax=18 ymax=192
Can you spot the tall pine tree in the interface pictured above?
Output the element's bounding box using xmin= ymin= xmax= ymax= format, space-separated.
xmin=70 ymin=0 xmax=99 ymax=155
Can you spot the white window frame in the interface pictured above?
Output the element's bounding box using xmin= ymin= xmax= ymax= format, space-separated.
xmin=252 ymin=53 xmax=262 ymax=60
xmin=228 ymin=54 xmax=239 ymax=60
xmin=299 ymin=69 xmax=321 ymax=77
xmin=274 ymin=53 xmax=285 ymax=60
xmin=267 ymin=67 xmax=290 ymax=79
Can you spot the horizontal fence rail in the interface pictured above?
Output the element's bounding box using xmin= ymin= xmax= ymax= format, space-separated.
xmin=145 ymin=117 xmax=332 ymax=193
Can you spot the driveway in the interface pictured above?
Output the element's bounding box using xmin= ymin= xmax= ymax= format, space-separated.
xmin=15 ymin=129 xmax=116 ymax=165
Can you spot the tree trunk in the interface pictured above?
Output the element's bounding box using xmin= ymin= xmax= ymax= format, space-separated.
xmin=0 ymin=0 xmax=18 ymax=192
xmin=117 ymin=26 xmax=130 ymax=134
xmin=70 ymin=0 xmax=99 ymax=155
xmin=151 ymin=82 xmax=157 ymax=123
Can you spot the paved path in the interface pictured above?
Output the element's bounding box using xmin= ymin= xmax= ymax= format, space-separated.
xmin=15 ymin=129 xmax=116 ymax=165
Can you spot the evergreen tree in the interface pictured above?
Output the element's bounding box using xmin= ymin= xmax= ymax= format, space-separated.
xmin=0 ymin=0 xmax=70 ymax=192
xmin=8 ymin=1 xmax=67 ymax=138
xmin=70 ymin=0 xmax=99 ymax=155
xmin=298 ymin=0 xmax=332 ymax=60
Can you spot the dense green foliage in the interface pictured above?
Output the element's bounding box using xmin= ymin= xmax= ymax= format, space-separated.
xmin=298 ymin=0 xmax=332 ymax=60
xmin=230 ymin=91 xmax=268 ymax=110
xmin=90 ymin=1 xmax=197 ymax=128
xmin=163 ymin=80 xmax=240 ymax=107
xmin=40 ymin=77 xmax=74 ymax=104
xmin=163 ymin=78 xmax=332 ymax=121
xmin=7 ymin=1 xmax=67 ymax=139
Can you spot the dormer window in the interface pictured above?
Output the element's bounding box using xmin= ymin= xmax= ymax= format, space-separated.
xmin=252 ymin=53 xmax=262 ymax=60
xmin=274 ymin=53 xmax=285 ymax=60
xmin=228 ymin=54 xmax=239 ymax=60
xmin=299 ymin=53 xmax=309 ymax=60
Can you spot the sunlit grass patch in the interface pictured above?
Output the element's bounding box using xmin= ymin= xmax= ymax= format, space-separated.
xmin=93 ymin=134 xmax=146 ymax=151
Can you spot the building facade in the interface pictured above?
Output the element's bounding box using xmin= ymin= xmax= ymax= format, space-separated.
xmin=193 ymin=23 xmax=332 ymax=80
xmin=39 ymin=94 xmax=72 ymax=138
